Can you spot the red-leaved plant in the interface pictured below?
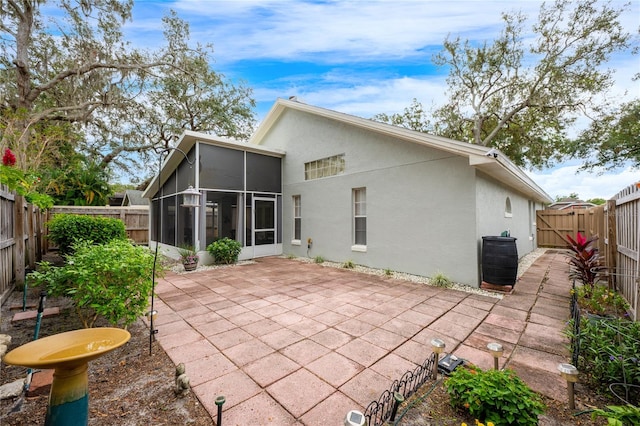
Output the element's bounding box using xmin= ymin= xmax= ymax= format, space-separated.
xmin=566 ymin=232 xmax=603 ymax=286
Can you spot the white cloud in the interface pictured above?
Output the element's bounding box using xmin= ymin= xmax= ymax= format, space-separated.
xmin=527 ymin=165 xmax=640 ymax=201
xmin=166 ymin=0 xmax=541 ymax=63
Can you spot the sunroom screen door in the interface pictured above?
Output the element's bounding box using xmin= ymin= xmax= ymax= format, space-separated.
xmin=252 ymin=197 xmax=278 ymax=257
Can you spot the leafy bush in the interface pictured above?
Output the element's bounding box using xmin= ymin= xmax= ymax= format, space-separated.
xmin=445 ymin=366 xmax=545 ymax=426
xmin=571 ymin=317 xmax=640 ymax=396
xmin=28 ymin=240 xmax=159 ymax=328
xmin=47 ymin=214 xmax=126 ymax=254
xmin=314 ymin=255 xmax=325 ymax=264
xmin=206 ymin=237 xmax=242 ymax=264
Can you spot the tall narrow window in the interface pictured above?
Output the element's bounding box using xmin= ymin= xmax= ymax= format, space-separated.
xmin=353 ymin=188 xmax=366 ymax=247
xmin=293 ymin=195 xmax=301 ymax=242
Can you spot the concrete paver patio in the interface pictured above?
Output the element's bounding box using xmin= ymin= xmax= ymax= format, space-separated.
xmin=151 ymin=251 xmax=572 ymax=425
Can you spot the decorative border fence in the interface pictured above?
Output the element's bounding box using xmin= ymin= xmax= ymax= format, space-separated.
xmin=364 ymin=353 xmax=437 ymax=426
xmin=569 ymin=280 xmax=581 ymax=367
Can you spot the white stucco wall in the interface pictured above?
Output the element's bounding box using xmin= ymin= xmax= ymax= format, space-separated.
xmin=260 ymin=109 xmax=483 ymax=286
xmin=475 ymin=172 xmax=542 ymax=262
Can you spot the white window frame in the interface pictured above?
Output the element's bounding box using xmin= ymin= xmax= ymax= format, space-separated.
xmin=352 ymin=187 xmax=367 ymax=251
xmin=292 ymin=195 xmax=301 ymax=245
xmin=304 ymin=154 xmax=345 ymax=180
xmin=505 ymin=196 xmax=513 ymax=218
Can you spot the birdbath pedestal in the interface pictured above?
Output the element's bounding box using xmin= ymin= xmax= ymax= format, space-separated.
xmin=3 ymin=328 xmax=130 ymax=426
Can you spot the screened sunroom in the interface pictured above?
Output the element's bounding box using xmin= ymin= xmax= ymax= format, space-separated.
xmin=143 ymin=130 xmax=285 ymax=261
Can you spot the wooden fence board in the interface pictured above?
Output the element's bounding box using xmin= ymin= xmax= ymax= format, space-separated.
xmin=611 ymin=183 xmax=640 ymax=320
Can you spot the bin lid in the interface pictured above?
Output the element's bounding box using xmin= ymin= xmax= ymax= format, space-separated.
xmin=482 ymin=236 xmax=517 ymax=242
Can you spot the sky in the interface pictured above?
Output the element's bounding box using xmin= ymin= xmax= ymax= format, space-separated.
xmin=122 ymin=0 xmax=639 ymax=201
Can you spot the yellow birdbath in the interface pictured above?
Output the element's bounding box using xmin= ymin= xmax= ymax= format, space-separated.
xmin=3 ymin=327 xmax=130 ymax=426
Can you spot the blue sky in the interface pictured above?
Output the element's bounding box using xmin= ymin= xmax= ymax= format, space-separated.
xmin=122 ymin=0 xmax=639 ymax=200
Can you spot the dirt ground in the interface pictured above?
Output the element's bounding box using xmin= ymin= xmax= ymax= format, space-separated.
xmin=0 ymin=255 xmax=614 ymax=426
xmin=1 ymin=286 xmax=214 ymax=426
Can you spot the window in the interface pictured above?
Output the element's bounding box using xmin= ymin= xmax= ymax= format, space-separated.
xmin=305 ymin=154 xmax=345 ymax=180
xmin=293 ymin=195 xmax=301 ymax=242
xmin=505 ymin=197 xmax=512 ymax=218
xmin=353 ymin=188 xmax=366 ymax=248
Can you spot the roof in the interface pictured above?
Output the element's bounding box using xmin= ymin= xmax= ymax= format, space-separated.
xmin=250 ymin=98 xmax=553 ymax=204
xmin=122 ymin=190 xmax=148 ymax=206
xmin=548 ymin=201 xmax=596 ymax=210
xmin=142 ymin=130 xmax=285 ymax=200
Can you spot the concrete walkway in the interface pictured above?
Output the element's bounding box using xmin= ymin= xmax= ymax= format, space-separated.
xmin=151 ymin=250 xmax=572 ymax=425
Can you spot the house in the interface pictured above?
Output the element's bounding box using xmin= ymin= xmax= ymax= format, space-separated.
xmin=143 ymin=98 xmax=552 ymax=287
xmin=121 ymin=189 xmax=149 ymax=206
xmin=547 ymin=198 xmax=596 ymax=210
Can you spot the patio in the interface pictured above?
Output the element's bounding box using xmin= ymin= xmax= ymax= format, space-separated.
xmin=151 ymin=251 xmax=572 ymax=425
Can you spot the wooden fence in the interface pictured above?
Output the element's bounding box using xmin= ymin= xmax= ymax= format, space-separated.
xmin=1 ymin=187 xmax=47 ymax=304
xmin=536 ymin=183 xmax=639 ymax=320
xmin=0 ymin=194 xmax=149 ymax=304
xmin=607 ymin=183 xmax=639 ymax=321
xmin=536 ymin=206 xmax=605 ymax=253
xmin=46 ymin=206 xmax=149 ymax=249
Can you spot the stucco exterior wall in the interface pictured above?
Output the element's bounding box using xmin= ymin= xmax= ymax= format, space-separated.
xmin=475 ymin=172 xmax=541 ymax=260
xmin=259 ymin=109 xmax=482 ymax=286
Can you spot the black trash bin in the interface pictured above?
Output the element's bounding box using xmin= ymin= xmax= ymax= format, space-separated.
xmin=482 ymin=236 xmax=518 ymax=287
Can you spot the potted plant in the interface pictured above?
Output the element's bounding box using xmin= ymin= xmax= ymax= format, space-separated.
xmin=177 ymin=245 xmax=199 ymax=272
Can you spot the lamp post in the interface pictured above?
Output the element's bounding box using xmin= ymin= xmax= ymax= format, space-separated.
xmin=558 ymin=363 xmax=579 ymax=409
xmin=430 ymin=338 xmax=445 ymax=378
xmin=150 ymin=148 xmax=200 ymax=355
xmin=487 ymin=342 xmax=503 ymax=370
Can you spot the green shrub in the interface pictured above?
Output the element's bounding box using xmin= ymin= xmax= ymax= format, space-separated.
xmin=384 ymin=268 xmax=393 ymax=276
xmin=342 ymin=260 xmax=355 ymax=269
xmin=570 ymin=317 xmax=640 ymax=395
xmin=28 ymin=240 xmax=159 ymax=328
xmin=314 ymin=255 xmax=325 ymax=264
xmin=445 ymin=366 xmax=545 ymax=426
xmin=206 ymin=237 xmax=242 ymax=264
xmin=47 ymin=214 xmax=126 ymax=254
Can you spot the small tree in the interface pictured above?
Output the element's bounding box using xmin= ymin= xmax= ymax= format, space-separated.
xmin=378 ymin=0 xmax=633 ymax=169
xmin=29 ymin=240 xmax=160 ymax=328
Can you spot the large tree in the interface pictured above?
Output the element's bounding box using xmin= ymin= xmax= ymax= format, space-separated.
xmin=571 ymin=99 xmax=640 ymax=171
xmin=376 ymin=0 xmax=633 ymax=169
xmin=0 ymin=1 xmax=255 ymax=182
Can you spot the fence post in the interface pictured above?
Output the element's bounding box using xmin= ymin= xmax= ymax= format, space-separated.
xmin=606 ymin=199 xmax=617 ymax=290
xmin=14 ymin=195 xmax=25 ymax=289
xmin=27 ymin=203 xmax=36 ymax=269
